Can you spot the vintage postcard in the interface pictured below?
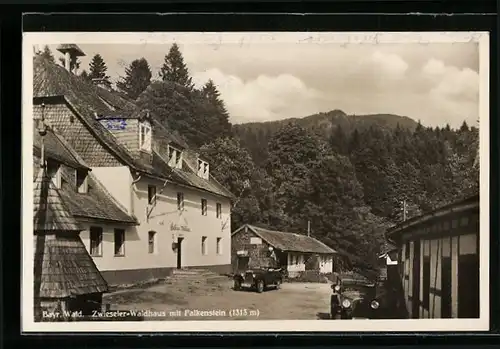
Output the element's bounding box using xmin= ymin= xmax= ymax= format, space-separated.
xmin=22 ymin=31 xmax=490 ymax=332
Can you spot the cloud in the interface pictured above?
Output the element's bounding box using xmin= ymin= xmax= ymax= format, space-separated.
xmin=48 ymin=42 xmax=480 ymax=128
xmin=369 ymin=50 xmax=409 ymax=78
xmin=422 ymin=58 xmax=479 ymax=102
xmin=192 ymin=69 xmax=325 ymax=123
xmin=419 ymin=58 xmax=479 ymax=125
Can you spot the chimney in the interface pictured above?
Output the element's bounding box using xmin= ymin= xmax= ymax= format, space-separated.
xmin=56 ymin=44 xmax=85 ymax=74
xmin=307 ymin=220 xmax=311 ymax=237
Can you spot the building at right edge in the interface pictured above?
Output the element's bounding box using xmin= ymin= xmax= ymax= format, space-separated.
xmin=386 ymin=194 xmax=479 ymax=319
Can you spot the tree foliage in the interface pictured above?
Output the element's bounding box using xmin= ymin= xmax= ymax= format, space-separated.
xmin=116 ymin=58 xmax=152 ymax=100
xmin=159 ymin=43 xmax=194 ymax=90
xmin=88 ymin=54 xmax=112 ymax=88
xmin=119 ymin=44 xmax=480 ymax=276
xmin=38 ymin=45 xmax=55 ymax=62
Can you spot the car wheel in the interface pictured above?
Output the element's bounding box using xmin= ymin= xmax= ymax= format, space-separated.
xmin=234 ymin=279 xmax=241 ymax=291
xmin=275 ymin=279 xmax=282 ymax=289
xmin=256 ymin=280 xmax=265 ymax=293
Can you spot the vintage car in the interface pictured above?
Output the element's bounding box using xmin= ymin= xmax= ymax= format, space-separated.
xmin=233 ymin=267 xmax=283 ymax=293
xmin=330 ymin=277 xmax=383 ymax=319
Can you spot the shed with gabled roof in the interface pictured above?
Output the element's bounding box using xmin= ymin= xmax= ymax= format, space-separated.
xmin=231 ymin=224 xmax=337 ymax=278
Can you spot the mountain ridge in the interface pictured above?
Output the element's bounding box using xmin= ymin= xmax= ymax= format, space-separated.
xmin=232 ymin=109 xmax=419 ymax=165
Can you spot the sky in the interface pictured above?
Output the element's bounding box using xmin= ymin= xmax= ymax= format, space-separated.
xmin=45 ymin=39 xmax=480 ymax=128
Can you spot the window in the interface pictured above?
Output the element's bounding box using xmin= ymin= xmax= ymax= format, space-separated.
xmin=216 ymin=237 xmax=222 ymax=255
xmin=114 ymin=229 xmax=125 ymax=256
xmin=139 ymin=121 xmax=152 ymax=152
xmin=46 ymin=161 xmax=61 ymax=189
xmin=201 ymin=199 xmax=207 ymax=216
xmin=422 ymin=256 xmax=430 ymax=310
xmin=216 ymin=203 xmax=222 ymax=219
xmin=197 ymin=159 xmax=209 ymax=180
xmin=90 ymin=227 xmax=103 ymax=256
xmin=177 ymin=192 xmax=184 ymax=211
xmin=168 ymin=146 xmax=182 ymax=169
xmin=201 ymin=236 xmax=207 ymax=255
xmin=76 ymin=169 xmax=88 ymax=193
xmin=148 ymin=231 xmax=156 ymax=254
xmin=148 ymin=185 xmax=156 ymax=205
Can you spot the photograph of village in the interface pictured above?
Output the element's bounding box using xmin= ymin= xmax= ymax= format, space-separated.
xmin=24 ymin=32 xmax=488 ymax=330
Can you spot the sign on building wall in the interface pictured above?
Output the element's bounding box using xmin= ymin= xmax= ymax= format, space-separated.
xmin=250 ymin=237 xmax=262 ymax=245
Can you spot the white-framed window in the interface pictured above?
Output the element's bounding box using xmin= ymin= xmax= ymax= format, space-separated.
xmin=46 ymin=160 xmax=61 ymax=189
xmin=139 ymin=121 xmax=152 ymax=152
xmin=216 ymin=203 xmax=222 ymax=219
xmin=201 ymin=198 xmax=207 ymax=216
xmin=114 ymin=229 xmax=125 ymax=256
xmin=148 ymin=231 xmax=156 ymax=254
xmin=201 ymin=236 xmax=207 ymax=255
xmin=197 ymin=159 xmax=209 ymax=180
xmin=216 ymin=237 xmax=222 ymax=255
xmin=177 ymin=192 xmax=184 ymax=211
xmin=76 ymin=169 xmax=88 ymax=193
xmin=90 ymin=226 xmax=103 ymax=257
xmin=168 ymin=145 xmax=182 ymax=169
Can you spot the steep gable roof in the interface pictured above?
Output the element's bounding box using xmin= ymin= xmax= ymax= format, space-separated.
xmin=33 ymin=130 xmax=137 ymax=224
xmin=33 ymin=55 xmax=234 ymax=200
xmin=33 ymin=167 xmax=81 ymax=232
xmin=33 ymin=122 xmax=89 ymax=170
xmin=233 ymin=224 xmax=337 ymax=255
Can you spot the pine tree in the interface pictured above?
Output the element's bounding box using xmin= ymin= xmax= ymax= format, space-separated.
xmin=39 ymin=45 xmax=55 ymax=62
xmin=116 ymin=58 xmax=152 ymax=100
xmin=88 ymin=54 xmax=112 ymax=88
xmin=200 ymin=79 xmax=232 ymax=137
xmin=79 ymin=70 xmax=91 ymax=81
xmin=159 ymin=43 xmax=194 ymax=89
xmin=459 ymin=120 xmax=470 ymax=132
xmin=329 ymin=125 xmax=348 ymax=155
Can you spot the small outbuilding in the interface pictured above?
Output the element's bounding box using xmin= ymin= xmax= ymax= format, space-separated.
xmin=231 ymin=224 xmax=337 ymax=278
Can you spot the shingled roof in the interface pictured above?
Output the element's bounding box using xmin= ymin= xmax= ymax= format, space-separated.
xmin=233 ymin=224 xmax=337 ymax=255
xmin=33 ymin=162 xmax=109 ymax=298
xmin=33 ymin=126 xmax=137 ymax=224
xmin=34 ymin=232 xmax=109 ymax=298
xmin=33 ymin=121 xmax=89 ymax=170
xmin=33 ymin=55 xmax=234 ymax=200
xmin=33 ymin=167 xmax=82 ymax=232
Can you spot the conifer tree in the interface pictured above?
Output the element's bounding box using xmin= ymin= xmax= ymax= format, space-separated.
xmin=38 ymin=45 xmax=55 ymax=62
xmin=116 ymin=58 xmax=152 ymax=100
xmin=88 ymin=54 xmax=112 ymax=88
xmin=159 ymin=43 xmax=194 ymax=89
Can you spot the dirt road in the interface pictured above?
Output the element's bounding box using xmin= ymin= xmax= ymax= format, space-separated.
xmin=104 ymin=277 xmax=333 ymax=320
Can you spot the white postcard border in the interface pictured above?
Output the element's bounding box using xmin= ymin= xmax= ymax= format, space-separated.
xmin=22 ymin=31 xmax=490 ymax=333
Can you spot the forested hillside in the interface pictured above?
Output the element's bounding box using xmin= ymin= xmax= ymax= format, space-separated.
xmin=208 ymin=121 xmax=479 ymax=272
xmin=40 ymin=44 xmax=480 ymax=274
xmin=232 ymin=109 xmax=419 ymax=165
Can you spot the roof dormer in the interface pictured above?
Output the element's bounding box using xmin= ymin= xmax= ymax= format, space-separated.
xmin=138 ymin=119 xmax=152 ymax=153
xmin=168 ymin=145 xmax=183 ymax=169
xmin=197 ymin=159 xmax=209 ymax=180
xmin=75 ymin=168 xmax=89 ymax=193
